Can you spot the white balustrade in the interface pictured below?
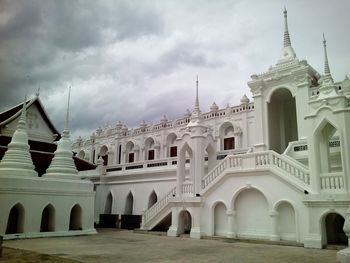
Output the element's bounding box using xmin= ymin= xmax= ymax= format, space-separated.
xmin=181 ymin=181 xmax=194 ymax=195
xmin=320 ymin=173 xmax=344 ymax=190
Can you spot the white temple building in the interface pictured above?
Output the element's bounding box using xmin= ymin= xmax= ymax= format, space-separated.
xmin=72 ymin=9 xmax=350 ymax=250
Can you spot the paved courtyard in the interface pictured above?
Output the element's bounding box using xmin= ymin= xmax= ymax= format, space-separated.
xmin=3 ymin=229 xmax=340 ymax=263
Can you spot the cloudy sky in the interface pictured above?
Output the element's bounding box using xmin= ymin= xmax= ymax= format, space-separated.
xmin=0 ymin=0 xmax=349 ymax=140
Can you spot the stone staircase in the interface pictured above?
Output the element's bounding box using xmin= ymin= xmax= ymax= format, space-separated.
xmin=141 ymin=150 xmax=311 ymax=230
xmin=202 ymin=150 xmax=310 ymax=192
xmin=141 ymin=187 xmax=176 ymax=230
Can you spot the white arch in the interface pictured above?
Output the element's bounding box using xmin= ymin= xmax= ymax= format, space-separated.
xmin=211 ymin=200 xmax=228 ymax=236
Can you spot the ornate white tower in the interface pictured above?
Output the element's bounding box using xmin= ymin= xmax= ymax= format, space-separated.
xmin=167 ymin=77 xmax=216 ymax=239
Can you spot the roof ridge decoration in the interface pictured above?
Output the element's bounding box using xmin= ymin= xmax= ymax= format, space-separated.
xmin=43 ymin=87 xmax=78 ymax=179
xmin=0 ymin=96 xmax=38 ymax=177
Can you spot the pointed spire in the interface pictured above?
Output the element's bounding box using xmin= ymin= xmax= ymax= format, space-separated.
xmin=64 ymin=86 xmax=71 ymax=131
xmin=187 ymin=76 xmax=203 ymax=127
xmin=277 ymin=7 xmax=297 ymax=65
xmin=283 ymin=7 xmax=291 ymax=47
xmin=323 ymin=33 xmax=331 ymax=75
xmin=194 ymin=75 xmax=200 ymax=111
xmin=43 ymin=87 xmax=78 ymax=179
xmin=0 ymin=96 xmax=38 ymax=177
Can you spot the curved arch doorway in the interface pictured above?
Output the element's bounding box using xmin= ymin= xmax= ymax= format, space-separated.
xmin=268 ymin=88 xmax=298 ymax=154
xmin=322 ymin=213 xmax=347 ymax=247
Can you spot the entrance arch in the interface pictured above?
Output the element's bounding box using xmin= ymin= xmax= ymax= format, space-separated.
xmin=268 ymin=88 xmax=298 ymax=154
xmin=234 ymin=188 xmax=269 ymax=238
xmin=40 ymin=204 xmax=55 ymax=232
xmin=6 ymin=203 xmax=25 ymax=234
xmin=69 ymin=204 xmax=82 ymax=230
xmin=178 ymin=210 xmax=192 ymax=235
xmin=322 ymin=213 xmax=347 ymax=246
xmin=276 ymin=201 xmax=296 ymax=241
xmin=214 ymin=202 xmax=227 ymax=236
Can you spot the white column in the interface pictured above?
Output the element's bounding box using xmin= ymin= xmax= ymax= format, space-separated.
xmin=226 ymin=209 xmax=236 ymax=238
xmin=190 ymin=207 xmax=201 ymax=239
xmin=176 ymin=152 xmax=185 ymax=197
xmin=269 ymin=210 xmax=280 ymax=241
xmin=167 ymin=207 xmax=179 ymax=237
xmin=253 ymin=92 xmax=267 ymax=151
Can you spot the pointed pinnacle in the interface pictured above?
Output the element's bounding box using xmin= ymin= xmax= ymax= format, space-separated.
xmin=283 ymin=7 xmax=291 ymax=47
xmin=17 ymin=95 xmax=27 ymax=131
xmin=194 ymin=75 xmax=199 ymax=110
xmin=63 ymin=86 xmax=71 ymax=135
xmin=323 ymin=33 xmax=331 ymax=75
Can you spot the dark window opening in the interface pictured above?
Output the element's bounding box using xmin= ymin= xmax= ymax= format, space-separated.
xmin=170 ymin=146 xmax=177 ymax=157
xmin=224 ymin=137 xmax=235 ymax=150
xmin=148 ymin=150 xmax=155 ymax=160
xmin=128 ymin=153 xmax=134 ymax=163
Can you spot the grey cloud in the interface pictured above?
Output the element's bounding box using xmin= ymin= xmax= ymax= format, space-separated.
xmin=0 ymin=0 xmax=349 ymax=140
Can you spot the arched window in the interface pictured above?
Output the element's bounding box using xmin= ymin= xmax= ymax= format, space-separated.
xmin=99 ymin=145 xmax=108 ymax=166
xmin=105 ymin=192 xmax=113 ymax=214
xmin=219 ymin=122 xmax=235 ymax=151
xmin=145 ymin=137 xmax=155 ymax=160
xmin=166 ymin=133 xmax=177 ymax=157
xmin=148 ymin=190 xmax=158 ymax=209
xmin=124 ymin=192 xmax=134 ymax=215
xmin=125 ymin=141 xmax=135 ymax=163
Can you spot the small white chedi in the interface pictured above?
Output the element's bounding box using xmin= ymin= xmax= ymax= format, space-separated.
xmin=0 ymin=90 xmax=96 ymax=239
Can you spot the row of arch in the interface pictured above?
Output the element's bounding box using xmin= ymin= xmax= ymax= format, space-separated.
xmin=78 ymin=121 xmax=241 ymax=165
xmin=173 ymin=188 xmax=347 ymax=246
xmin=104 ymin=190 xmax=158 ymax=215
xmin=5 ymin=203 xmax=83 ymax=235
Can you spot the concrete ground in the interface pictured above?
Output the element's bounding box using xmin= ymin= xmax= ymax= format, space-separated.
xmin=4 ymin=229 xmax=340 ymax=263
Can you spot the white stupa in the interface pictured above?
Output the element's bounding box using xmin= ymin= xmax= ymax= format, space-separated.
xmin=0 ymin=97 xmax=38 ymax=177
xmin=43 ymin=87 xmax=78 ymax=179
